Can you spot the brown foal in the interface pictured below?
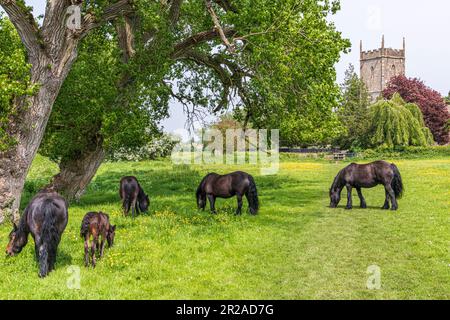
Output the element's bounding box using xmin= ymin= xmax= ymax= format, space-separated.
xmin=80 ymin=212 xmax=116 ymax=267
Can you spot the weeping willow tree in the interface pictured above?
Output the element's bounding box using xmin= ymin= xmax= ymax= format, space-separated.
xmin=368 ymin=93 xmax=434 ymax=148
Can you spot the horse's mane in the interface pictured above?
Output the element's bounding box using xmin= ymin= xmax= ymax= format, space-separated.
xmin=15 ymin=206 xmax=30 ymax=236
xmin=329 ymin=169 xmax=344 ymax=194
xmin=137 ymin=184 xmax=147 ymax=200
xmin=196 ymin=173 xmax=216 ymax=198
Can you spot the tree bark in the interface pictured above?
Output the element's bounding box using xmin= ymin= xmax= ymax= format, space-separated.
xmin=46 ymin=141 xmax=105 ymax=202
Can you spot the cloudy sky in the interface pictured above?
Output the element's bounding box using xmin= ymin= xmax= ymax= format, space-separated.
xmin=2 ymin=1 xmax=449 ymax=133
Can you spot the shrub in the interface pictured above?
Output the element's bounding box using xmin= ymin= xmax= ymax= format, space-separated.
xmin=358 ymin=145 xmax=450 ymax=160
xmin=107 ymin=134 xmax=180 ymax=162
xmin=367 ymin=93 xmax=434 ymax=148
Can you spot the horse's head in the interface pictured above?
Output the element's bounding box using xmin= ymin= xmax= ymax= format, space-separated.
xmin=196 ymin=191 xmax=206 ymax=210
xmin=139 ymin=195 xmax=150 ymax=213
xmin=6 ymin=223 xmax=27 ymax=256
xmin=329 ymin=188 xmax=341 ymax=208
xmin=107 ymin=225 xmax=116 ymax=247
xmin=196 ymin=182 xmax=207 ymax=210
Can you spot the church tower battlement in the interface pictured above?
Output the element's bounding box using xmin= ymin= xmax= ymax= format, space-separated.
xmin=360 ymin=35 xmax=406 ymax=101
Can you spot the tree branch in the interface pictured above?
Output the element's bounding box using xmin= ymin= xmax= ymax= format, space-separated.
xmin=171 ymin=27 xmax=236 ymax=58
xmin=0 ymin=0 xmax=42 ymax=57
xmin=167 ymin=84 xmax=209 ymax=132
xmin=182 ymin=50 xmax=231 ymax=112
xmin=79 ymin=0 xmax=134 ymax=38
xmin=115 ymin=14 xmax=136 ymax=64
xmin=213 ymin=0 xmax=237 ymax=13
xmin=169 ymin=0 xmax=183 ymax=26
xmin=177 ymin=50 xmax=252 ymax=113
xmin=204 ymin=0 xmax=235 ymax=53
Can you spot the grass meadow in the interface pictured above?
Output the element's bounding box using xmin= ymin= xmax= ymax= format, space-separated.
xmin=0 ymin=154 xmax=449 ymax=299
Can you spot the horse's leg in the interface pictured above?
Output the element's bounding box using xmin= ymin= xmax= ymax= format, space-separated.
xmin=135 ymin=202 xmax=140 ymax=216
xmin=356 ymin=188 xmax=367 ymax=208
xmin=131 ymin=197 xmax=137 ymax=218
xmin=48 ymin=243 xmax=57 ymax=272
xmin=34 ymin=236 xmax=41 ymax=262
xmin=382 ymin=189 xmax=390 ymax=210
xmin=202 ymin=194 xmax=207 ymax=211
xmin=84 ymin=237 xmax=90 ymax=267
xmin=34 ymin=243 xmax=40 ymax=262
xmin=345 ymin=185 xmax=353 ymax=210
xmin=91 ymin=236 xmax=98 ymax=268
xmin=385 ymin=184 xmax=398 ymax=210
xmin=50 ymin=236 xmax=61 ymax=272
xmin=100 ymin=237 xmax=106 ymax=259
xmin=235 ymin=193 xmax=243 ymax=215
xmin=123 ymin=200 xmax=130 ymax=217
xmin=207 ymin=194 xmax=216 ymax=214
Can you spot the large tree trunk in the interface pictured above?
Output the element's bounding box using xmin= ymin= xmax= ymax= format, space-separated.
xmin=0 ymin=1 xmax=133 ymax=223
xmin=0 ymin=65 xmax=66 ymax=223
xmin=46 ymin=141 xmax=105 ymax=202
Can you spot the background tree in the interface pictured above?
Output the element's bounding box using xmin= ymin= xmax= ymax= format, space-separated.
xmin=0 ymin=16 xmax=38 ymax=223
xmin=383 ymin=76 xmax=450 ymax=145
xmin=228 ymin=0 xmax=350 ymax=147
xmin=207 ymin=113 xmax=245 ymax=150
xmin=0 ymin=0 xmax=133 ymax=221
xmin=0 ymin=0 xmax=350 ymax=219
xmin=0 ymin=16 xmax=37 ymax=154
xmin=39 ymin=25 xmax=169 ymax=200
xmin=37 ymin=0 xmax=350 ymax=200
xmin=335 ymin=64 xmax=370 ymax=149
xmin=367 ymin=93 xmax=433 ymax=149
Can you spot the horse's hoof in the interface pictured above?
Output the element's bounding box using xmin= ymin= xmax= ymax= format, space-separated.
xmin=390 ymin=207 xmax=398 ymax=211
xmin=361 ymin=205 xmax=367 ymax=209
xmin=345 ymin=206 xmax=353 ymax=210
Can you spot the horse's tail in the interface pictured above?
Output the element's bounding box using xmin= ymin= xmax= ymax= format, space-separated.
xmin=391 ymin=163 xmax=404 ymax=199
xmin=39 ymin=199 xmax=60 ymax=278
xmin=120 ymin=179 xmax=132 ymax=205
xmin=246 ymin=174 xmax=259 ymax=215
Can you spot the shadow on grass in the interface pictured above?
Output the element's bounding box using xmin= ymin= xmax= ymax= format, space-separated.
xmin=22 ymin=163 xmax=328 ymax=234
xmin=25 ymin=249 xmax=73 ymax=269
xmin=87 ymin=167 xmax=322 ymax=208
xmin=79 ymin=166 xmax=203 ymax=207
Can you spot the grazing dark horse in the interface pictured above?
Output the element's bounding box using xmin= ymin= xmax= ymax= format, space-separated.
xmin=6 ymin=192 xmax=68 ymax=277
xmin=80 ymin=212 xmax=116 ymax=267
xmin=329 ymin=160 xmax=404 ymax=210
xmin=196 ymin=171 xmax=259 ymax=215
xmin=119 ymin=176 xmax=149 ymax=218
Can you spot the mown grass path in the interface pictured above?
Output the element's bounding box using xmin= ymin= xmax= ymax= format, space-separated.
xmin=0 ymin=156 xmax=449 ymax=299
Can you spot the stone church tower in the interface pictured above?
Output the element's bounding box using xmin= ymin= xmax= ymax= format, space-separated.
xmin=360 ymin=36 xmax=406 ymax=101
